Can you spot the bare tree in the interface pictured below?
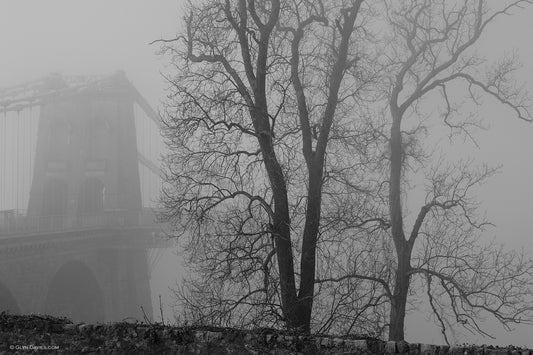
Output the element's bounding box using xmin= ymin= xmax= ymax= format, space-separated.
xmin=378 ymin=0 xmax=533 ymax=342
xmin=157 ymin=0 xmax=380 ymax=333
xmin=159 ymin=0 xmax=533 ymax=341
xmin=303 ymin=0 xmax=533 ymax=343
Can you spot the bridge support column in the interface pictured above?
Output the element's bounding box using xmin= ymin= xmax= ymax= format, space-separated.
xmin=97 ymin=246 xmax=152 ymax=322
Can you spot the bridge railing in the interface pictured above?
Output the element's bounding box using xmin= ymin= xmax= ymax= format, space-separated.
xmin=0 ymin=209 xmax=162 ymax=236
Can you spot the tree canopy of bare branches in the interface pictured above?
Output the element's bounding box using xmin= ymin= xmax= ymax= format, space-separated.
xmin=157 ymin=0 xmax=383 ymax=334
xmin=158 ymin=0 xmax=533 ymax=342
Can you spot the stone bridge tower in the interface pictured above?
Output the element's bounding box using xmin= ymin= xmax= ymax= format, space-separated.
xmin=27 ymin=71 xmax=142 ymax=219
xmin=0 ymin=72 xmax=161 ymax=324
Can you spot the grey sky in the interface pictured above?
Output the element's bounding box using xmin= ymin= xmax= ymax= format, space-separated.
xmin=0 ymin=0 xmax=182 ymax=103
xmin=1 ymin=0 xmax=532 ymax=347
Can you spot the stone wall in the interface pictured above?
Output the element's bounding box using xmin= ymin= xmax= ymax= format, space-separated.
xmin=0 ymin=313 xmax=531 ymax=354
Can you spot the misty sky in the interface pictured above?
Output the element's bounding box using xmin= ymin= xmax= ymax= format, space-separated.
xmin=1 ymin=0 xmax=532 ymax=347
xmin=0 ymin=0 xmax=182 ymax=104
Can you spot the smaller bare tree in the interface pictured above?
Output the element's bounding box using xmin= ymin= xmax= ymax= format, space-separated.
xmin=320 ymin=0 xmax=533 ymax=343
xmin=383 ymin=0 xmax=533 ymax=342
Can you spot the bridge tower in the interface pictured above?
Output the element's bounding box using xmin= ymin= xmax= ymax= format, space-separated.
xmin=0 ymin=72 xmax=164 ymax=324
xmin=27 ymin=71 xmax=142 ymax=219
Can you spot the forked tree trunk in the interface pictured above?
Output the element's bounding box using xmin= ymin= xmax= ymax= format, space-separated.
xmin=297 ymin=164 xmax=324 ymax=332
xmin=286 ymin=1 xmax=364 ymax=334
xmin=255 ymin=112 xmax=302 ymax=331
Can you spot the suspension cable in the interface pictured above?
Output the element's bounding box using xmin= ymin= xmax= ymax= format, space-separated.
xmin=1 ymin=112 xmax=5 ymax=211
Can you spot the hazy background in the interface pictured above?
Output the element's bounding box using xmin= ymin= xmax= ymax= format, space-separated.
xmin=1 ymin=0 xmax=532 ymax=347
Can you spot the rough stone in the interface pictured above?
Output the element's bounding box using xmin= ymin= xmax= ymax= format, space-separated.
xmin=1 ymin=313 xmax=532 ymax=354
xmin=421 ymin=343 xmax=437 ymax=355
xmin=396 ymin=340 xmax=409 ymax=353
xmin=485 ymin=349 xmax=510 ymax=355
xmin=333 ymin=337 xmax=344 ymax=348
xmin=386 ymin=340 xmax=398 ymax=353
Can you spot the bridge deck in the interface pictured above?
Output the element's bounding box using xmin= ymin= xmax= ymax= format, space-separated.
xmin=0 ymin=208 xmax=165 ymax=238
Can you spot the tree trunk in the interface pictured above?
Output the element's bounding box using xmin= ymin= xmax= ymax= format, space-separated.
xmin=249 ymin=9 xmax=303 ymax=327
xmin=260 ymin=136 xmax=301 ymax=330
xmin=251 ymin=104 xmax=304 ymax=331
xmin=389 ymin=253 xmax=410 ymax=341
xmin=388 ymin=107 xmax=411 ymax=341
xmin=297 ymin=163 xmax=324 ymax=333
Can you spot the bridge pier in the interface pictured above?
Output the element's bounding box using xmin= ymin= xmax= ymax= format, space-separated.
xmin=0 ymin=226 xmax=161 ymax=324
xmin=96 ymin=247 xmax=153 ymax=322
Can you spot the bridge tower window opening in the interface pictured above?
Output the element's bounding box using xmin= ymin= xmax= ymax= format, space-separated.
xmin=85 ymin=117 xmax=110 ymax=159
xmin=78 ymin=178 xmax=105 ymax=215
xmin=42 ymin=179 xmax=68 ymax=217
xmin=48 ymin=119 xmax=70 ymax=156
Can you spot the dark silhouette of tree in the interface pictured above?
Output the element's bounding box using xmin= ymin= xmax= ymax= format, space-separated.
xmin=158 ymin=0 xmax=533 ymax=342
xmin=337 ymin=0 xmax=533 ymax=342
xmin=156 ymin=0 xmax=383 ymax=334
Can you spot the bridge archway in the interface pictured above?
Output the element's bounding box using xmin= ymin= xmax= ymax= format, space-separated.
xmin=44 ymin=260 xmax=104 ymax=323
xmin=0 ymin=280 xmax=20 ymax=314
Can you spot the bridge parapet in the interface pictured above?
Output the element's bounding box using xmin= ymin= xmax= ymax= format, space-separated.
xmin=0 ymin=208 xmax=162 ymax=237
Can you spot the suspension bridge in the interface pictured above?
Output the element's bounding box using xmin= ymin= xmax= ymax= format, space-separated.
xmin=0 ymin=71 xmax=168 ymax=323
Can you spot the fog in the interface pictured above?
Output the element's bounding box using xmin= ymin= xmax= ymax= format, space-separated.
xmin=0 ymin=0 xmax=532 ymax=347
